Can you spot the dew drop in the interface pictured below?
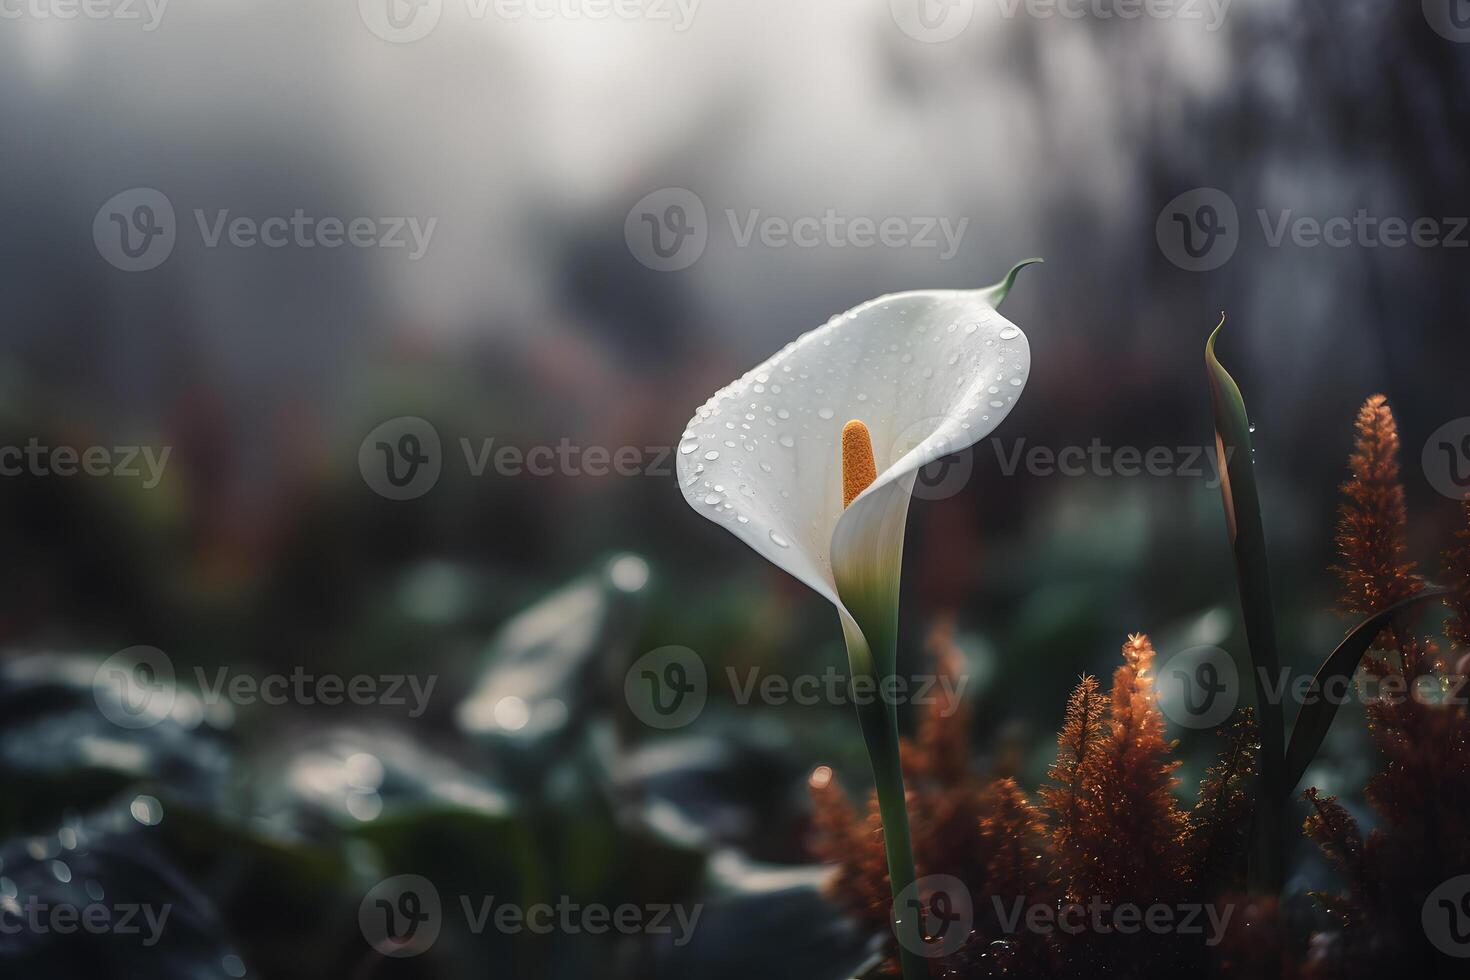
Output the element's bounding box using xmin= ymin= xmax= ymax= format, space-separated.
xmin=769 ymin=530 xmax=790 ymax=548
xmin=818 ymin=407 xmax=835 ymax=420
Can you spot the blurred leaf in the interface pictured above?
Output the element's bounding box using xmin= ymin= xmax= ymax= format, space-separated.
xmin=0 ymin=802 xmax=252 ymax=979
xmin=457 ymin=554 xmax=649 ymax=760
xmin=0 ymin=655 xmax=233 ymax=834
xmin=609 ymin=732 xmax=805 ymax=859
xmin=650 ymin=854 xmax=870 ymax=980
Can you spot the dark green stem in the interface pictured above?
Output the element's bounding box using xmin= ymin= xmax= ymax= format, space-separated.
xmin=858 ymin=698 xmax=927 ymax=980
xmin=846 ymin=627 xmax=928 ymax=980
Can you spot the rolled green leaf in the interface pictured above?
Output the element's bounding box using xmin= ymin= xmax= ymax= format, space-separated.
xmin=1205 ymin=316 xmax=1287 ymax=893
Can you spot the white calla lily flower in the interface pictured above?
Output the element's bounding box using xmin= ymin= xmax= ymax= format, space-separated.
xmin=677 ymin=264 xmax=1034 ymax=653
xmin=675 ymin=261 xmax=1038 ymax=980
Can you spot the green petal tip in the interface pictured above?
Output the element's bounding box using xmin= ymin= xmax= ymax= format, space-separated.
xmin=982 ymin=257 xmax=1044 ymax=309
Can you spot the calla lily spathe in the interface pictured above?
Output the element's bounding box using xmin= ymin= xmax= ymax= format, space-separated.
xmin=676 ymin=268 xmax=1034 ymax=650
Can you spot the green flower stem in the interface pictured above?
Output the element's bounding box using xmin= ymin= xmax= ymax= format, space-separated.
xmin=845 ymin=627 xmax=928 ymax=980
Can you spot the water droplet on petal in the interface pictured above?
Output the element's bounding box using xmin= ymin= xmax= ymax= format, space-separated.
xmin=769 ymin=530 xmax=790 ymax=548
